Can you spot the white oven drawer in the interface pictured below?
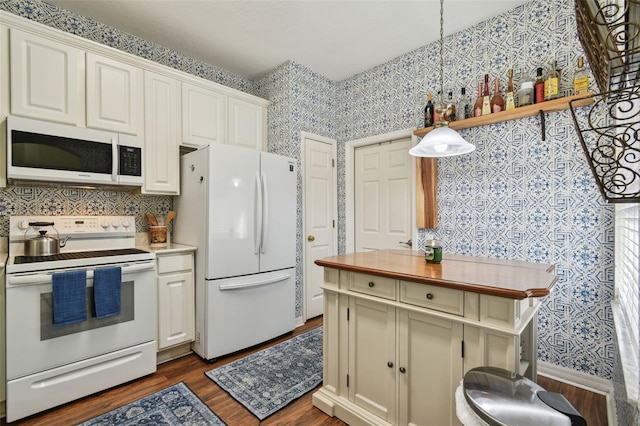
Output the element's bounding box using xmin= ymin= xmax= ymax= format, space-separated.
xmin=6 ymin=342 xmax=156 ymax=423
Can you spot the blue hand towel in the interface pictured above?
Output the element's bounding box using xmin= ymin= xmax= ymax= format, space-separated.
xmin=94 ymin=267 xmax=122 ymax=319
xmin=52 ymin=270 xmax=87 ymax=327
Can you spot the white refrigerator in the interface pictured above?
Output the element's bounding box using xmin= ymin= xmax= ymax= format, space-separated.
xmin=173 ymin=144 xmax=297 ymax=361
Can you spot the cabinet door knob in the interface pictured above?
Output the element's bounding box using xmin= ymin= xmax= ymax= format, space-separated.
xmin=426 ymin=293 xmax=434 ymax=300
xmin=307 ymin=235 xmax=315 ymax=242
xmin=399 ymin=367 xmax=406 ymax=373
xmin=368 ymin=281 xmax=375 ymax=287
xmin=387 ymin=362 xmax=393 ymax=368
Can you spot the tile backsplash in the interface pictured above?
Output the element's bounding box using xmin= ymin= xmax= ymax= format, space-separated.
xmin=0 ymin=186 xmax=172 ymax=235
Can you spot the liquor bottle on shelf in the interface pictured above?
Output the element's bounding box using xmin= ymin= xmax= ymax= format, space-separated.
xmin=490 ymin=78 xmax=505 ymax=113
xmin=505 ymin=69 xmax=515 ymax=110
xmin=424 ymin=93 xmax=434 ymax=127
xmin=534 ymin=67 xmax=545 ymax=103
xmin=443 ymin=91 xmax=457 ymax=121
xmin=516 ymin=75 xmax=534 ymax=107
xmin=433 ymin=91 xmax=443 ymax=123
xmin=457 ymin=87 xmax=471 ymax=120
xmin=473 ymin=82 xmax=483 ymax=117
xmin=481 ymin=74 xmax=491 ymax=115
xmin=544 ymin=60 xmax=560 ymax=100
xmin=573 ymin=56 xmax=589 ymax=95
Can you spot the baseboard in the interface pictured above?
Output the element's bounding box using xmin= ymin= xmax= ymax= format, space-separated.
xmin=538 ymin=361 xmax=617 ymax=426
xmin=156 ymin=343 xmax=193 ymax=364
xmin=295 ymin=316 xmax=305 ymax=328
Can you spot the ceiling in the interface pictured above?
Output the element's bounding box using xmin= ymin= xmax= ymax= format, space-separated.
xmin=45 ymin=0 xmax=530 ymax=81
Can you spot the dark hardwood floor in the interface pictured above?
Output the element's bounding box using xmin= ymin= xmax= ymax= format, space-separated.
xmin=2 ymin=316 xmax=608 ymax=425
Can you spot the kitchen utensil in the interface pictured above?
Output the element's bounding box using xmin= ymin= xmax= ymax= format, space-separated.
xmin=24 ymin=222 xmax=70 ymax=256
xmin=145 ymin=213 xmax=158 ymax=226
xmin=165 ymin=211 xmax=176 ymax=225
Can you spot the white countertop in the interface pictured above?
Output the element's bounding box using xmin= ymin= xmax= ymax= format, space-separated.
xmin=137 ymin=242 xmax=196 ymax=255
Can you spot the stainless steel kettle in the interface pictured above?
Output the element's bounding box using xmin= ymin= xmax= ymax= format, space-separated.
xmin=24 ymin=222 xmax=70 ymax=256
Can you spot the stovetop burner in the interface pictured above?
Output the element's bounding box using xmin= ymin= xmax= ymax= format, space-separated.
xmin=14 ymin=248 xmax=150 ymax=264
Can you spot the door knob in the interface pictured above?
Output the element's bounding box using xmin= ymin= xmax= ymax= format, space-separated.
xmin=307 ymin=235 xmax=315 ymax=242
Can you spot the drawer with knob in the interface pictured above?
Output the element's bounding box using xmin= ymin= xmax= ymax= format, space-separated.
xmin=348 ymin=272 xmax=396 ymax=300
xmin=400 ymin=281 xmax=464 ymax=316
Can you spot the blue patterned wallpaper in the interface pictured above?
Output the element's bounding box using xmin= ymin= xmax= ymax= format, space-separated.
xmin=333 ymin=0 xmax=616 ymax=384
xmin=0 ymin=0 xmax=626 ymax=418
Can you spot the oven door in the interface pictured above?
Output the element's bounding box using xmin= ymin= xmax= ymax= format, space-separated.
xmin=5 ymin=260 xmax=156 ymax=380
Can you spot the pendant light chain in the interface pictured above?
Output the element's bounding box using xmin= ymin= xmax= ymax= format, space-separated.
xmin=439 ymin=0 xmax=444 ymax=106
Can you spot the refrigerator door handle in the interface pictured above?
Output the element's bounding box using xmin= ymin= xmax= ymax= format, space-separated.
xmin=219 ymin=273 xmax=292 ymax=291
xmin=261 ymin=172 xmax=269 ymax=254
xmin=254 ymin=172 xmax=263 ymax=254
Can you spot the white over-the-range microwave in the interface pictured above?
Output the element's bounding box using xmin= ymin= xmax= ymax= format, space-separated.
xmin=6 ymin=115 xmax=143 ymax=188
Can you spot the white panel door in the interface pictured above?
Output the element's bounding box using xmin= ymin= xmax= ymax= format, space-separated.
xmin=157 ymin=271 xmax=195 ymax=350
xmin=304 ymin=137 xmax=336 ymax=319
xmin=10 ymin=29 xmax=83 ymax=125
xmin=355 ymin=138 xmax=412 ymax=252
xmin=259 ymin=151 xmax=297 ymax=272
xmin=181 ymin=82 xmax=225 ymax=147
xmin=143 ymin=71 xmax=180 ymax=194
xmin=228 ymin=96 xmax=265 ymax=150
xmin=86 ymin=52 xmax=143 ymax=135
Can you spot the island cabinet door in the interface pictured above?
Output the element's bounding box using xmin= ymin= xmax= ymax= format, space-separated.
xmin=398 ymin=310 xmax=463 ymax=426
xmin=348 ymin=297 xmax=397 ymax=423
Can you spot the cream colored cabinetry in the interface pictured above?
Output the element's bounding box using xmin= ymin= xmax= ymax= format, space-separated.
xmin=398 ymin=310 xmax=463 ymax=426
xmin=314 ymin=269 xmax=539 ymax=426
xmin=181 ymin=82 xmax=225 ymax=147
xmin=10 ymin=29 xmax=143 ymax=136
xmin=143 ymin=71 xmax=180 ymax=195
xmin=348 ymin=297 xmax=397 ymax=422
xmin=156 ymin=251 xmax=195 ymax=350
xmin=228 ymin=96 xmax=266 ymax=150
xmin=86 ymin=52 xmax=143 ymax=135
xmin=10 ymin=28 xmax=83 ymax=125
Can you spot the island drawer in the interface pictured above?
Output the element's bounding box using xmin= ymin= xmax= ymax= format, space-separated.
xmin=400 ymin=281 xmax=464 ymax=316
xmin=348 ymin=272 xmax=396 ymax=300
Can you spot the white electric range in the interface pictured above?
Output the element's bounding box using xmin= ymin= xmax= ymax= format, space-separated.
xmin=5 ymin=215 xmax=157 ymax=422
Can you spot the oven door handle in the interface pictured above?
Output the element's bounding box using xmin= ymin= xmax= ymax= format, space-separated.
xmin=7 ymin=262 xmax=155 ymax=286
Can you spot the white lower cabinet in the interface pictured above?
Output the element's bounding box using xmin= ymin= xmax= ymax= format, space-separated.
xmin=156 ymin=252 xmax=195 ymax=350
xmin=314 ymin=270 xmax=540 ymax=426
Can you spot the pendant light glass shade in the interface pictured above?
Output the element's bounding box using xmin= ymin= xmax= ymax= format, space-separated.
xmin=409 ymin=125 xmax=476 ymax=157
xmin=410 ymin=0 xmax=475 ymax=158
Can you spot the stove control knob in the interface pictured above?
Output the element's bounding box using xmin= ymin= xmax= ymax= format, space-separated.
xmin=17 ymin=220 xmax=30 ymax=230
xmin=121 ymin=220 xmax=131 ymax=229
xmin=111 ymin=220 xmax=120 ymax=229
xmin=101 ymin=220 xmax=111 ymax=229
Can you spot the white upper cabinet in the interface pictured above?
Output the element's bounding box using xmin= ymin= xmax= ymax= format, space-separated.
xmin=228 ymin=96 xmax=266 ymax=151
xmin=10 ymin=28 xmax=84 ymax=125
xmin=181 ymin=82 xmax=225 ymax=147
xmin=86 ymin=52 xmax=143 ymax=135
xmin=143 ymin=71 xmax=180 ymax=195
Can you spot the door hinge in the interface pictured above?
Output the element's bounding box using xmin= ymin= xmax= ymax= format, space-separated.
xmin=347 ymin=307 xmax=350 ymax=321
xmin=333 ymin=219 xmax=335 ymax=228
xmin=461 ymin=341 xmax=465 ymax=358
xmin=347 ymin=374 xmax=349 ymax=387
xmin=332 ymin=158 xmax=335 ymax=167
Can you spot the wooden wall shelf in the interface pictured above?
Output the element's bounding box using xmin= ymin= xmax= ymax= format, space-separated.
xmin=413 ymin=93 xmax=594 ymax=137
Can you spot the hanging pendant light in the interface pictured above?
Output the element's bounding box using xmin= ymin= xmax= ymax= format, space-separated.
xmin=409 ymin=0 xmax=475 ymax=158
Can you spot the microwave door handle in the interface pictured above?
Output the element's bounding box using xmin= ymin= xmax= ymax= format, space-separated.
xmin=112 ymin=137 xmax=118 ymax=182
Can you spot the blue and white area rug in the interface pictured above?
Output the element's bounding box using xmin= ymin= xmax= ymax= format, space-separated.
xmin=205 ymin=326 xmax=323 ymax=420
xmin=77 ymin=382 xmax=226 ymax=425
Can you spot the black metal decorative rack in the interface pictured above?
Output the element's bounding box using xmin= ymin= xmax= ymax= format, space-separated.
xmin=570 ymin=0 xmax=640 ymax=203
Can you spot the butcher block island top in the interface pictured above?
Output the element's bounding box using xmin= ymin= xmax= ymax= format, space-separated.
xmin=315 ymin=249 xmax=557 ymax=299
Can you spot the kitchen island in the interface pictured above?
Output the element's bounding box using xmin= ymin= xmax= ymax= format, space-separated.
xmin=312 ymin=249 xmax=557 ymax=426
